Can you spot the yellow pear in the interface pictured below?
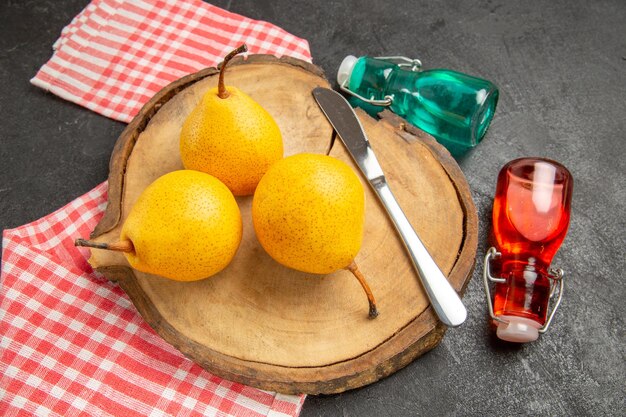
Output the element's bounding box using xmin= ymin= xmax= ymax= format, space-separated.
xmin=76 ymin=170 xmax=242 ymax=281
xmin=180 ymin=44 xmax=283 ymax=196
xmin=252 ymin=153 xmax=378 ymax=318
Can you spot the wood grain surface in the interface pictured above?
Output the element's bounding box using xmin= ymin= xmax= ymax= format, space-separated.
xmin=85 ymin=55 xmax=477 ymax=394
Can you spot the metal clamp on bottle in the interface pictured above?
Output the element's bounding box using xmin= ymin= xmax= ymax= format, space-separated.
xmin=483 ymin=247 xmax=566 ymax=334
xmin=338 ymin=55 xmax=421 ymax=106
xmin=338 ymin=80 xmax=393 ymax=106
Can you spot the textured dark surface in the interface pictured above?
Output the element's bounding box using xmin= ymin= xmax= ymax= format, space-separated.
xmin=1 ymin=1 xmax=624 ymax=416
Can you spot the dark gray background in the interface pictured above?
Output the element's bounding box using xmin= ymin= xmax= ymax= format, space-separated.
xmin=1 ymin=1 xmax=624 ymax=416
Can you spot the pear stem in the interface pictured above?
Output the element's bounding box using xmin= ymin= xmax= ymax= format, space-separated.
xmin=75 ymin=238 xmax=134 ymax=253
xmin=346 ymin=261 xmax=379 ymax=319
xmin=217 ymin=44 xmax=248 ymax=99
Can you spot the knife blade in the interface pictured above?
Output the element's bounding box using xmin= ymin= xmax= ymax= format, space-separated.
xmin=313 ymin=87 xmax=467 ymax=327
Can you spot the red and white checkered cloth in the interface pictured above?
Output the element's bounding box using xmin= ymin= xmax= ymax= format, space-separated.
xmin=3 ymin=0 xmax=312 ymax=415
xmin=30 ymin=0 xmax=312 ymax=123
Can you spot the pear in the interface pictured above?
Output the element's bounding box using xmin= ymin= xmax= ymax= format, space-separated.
xmin=76 ymin=170 xmax=242 ymax=281
xmin=180 ymin=44 xmax=283 ymax=196
xmin=252 ymin=153 xmax=378 ymax=318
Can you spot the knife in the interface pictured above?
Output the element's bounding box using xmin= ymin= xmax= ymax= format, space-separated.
xmin=312 ymin=87 xmax=467 ymax=327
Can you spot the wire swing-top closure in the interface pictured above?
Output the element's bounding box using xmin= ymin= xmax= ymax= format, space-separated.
xmin=483 ymin=247 xmax=566 ymax=335
xmin=338 ymin=55 xmax=422 ymax=107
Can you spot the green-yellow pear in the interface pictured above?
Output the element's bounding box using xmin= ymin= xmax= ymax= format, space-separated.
xmin=180 ymin=44 xmax=283 ymax=196
xmin=76 ymin=170 xmax=242 ymax=281
xmin=252 ymin=153 xmax=378 ymax=318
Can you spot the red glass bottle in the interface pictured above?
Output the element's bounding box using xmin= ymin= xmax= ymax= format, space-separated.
xmin=486 ymin=157 xmax=573 ymax=342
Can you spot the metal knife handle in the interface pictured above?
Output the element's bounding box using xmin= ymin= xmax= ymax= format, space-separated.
xmin=371 ymin=177 xmax=468 ymax=327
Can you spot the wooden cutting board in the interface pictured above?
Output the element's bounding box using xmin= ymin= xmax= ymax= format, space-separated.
xmin=84 ymin=55 xmax=477 ymax=395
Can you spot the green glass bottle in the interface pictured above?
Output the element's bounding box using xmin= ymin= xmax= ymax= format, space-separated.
xmin=337 ymin=56 xmax=499 ymax=156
